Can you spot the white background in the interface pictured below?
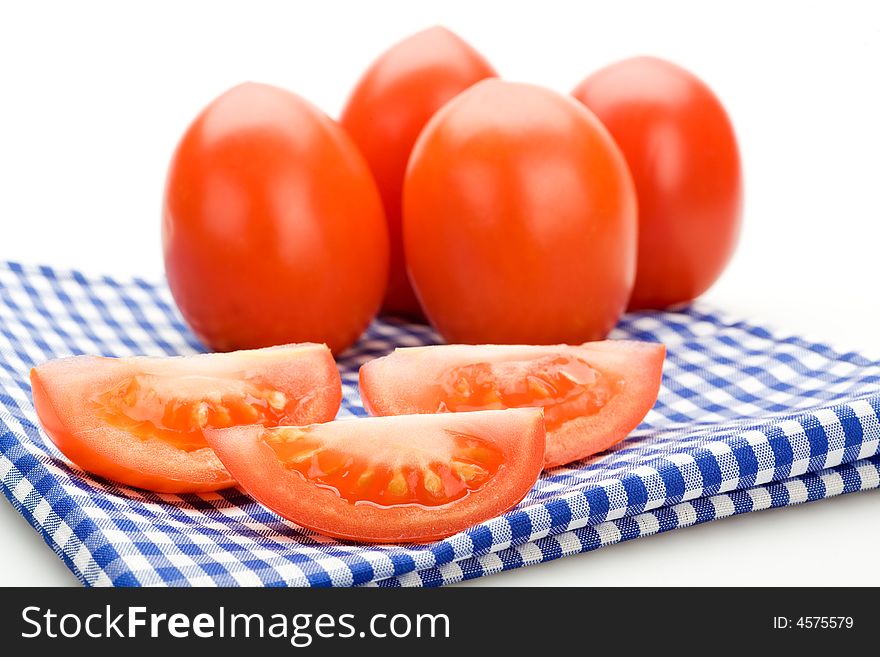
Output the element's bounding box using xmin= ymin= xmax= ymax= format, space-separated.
xmin=0 ymin=1 xmax=878 ymax=586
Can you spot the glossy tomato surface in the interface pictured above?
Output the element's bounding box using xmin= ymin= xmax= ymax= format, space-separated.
xmin=340 ymin=27 xmax=497 ymax=319
xmin=572 ymin=57 xmax=742 ymax=309
xmin=164 ymin=83 xmax=388 ymax=353
xmin=206 ymin=409 xmax=544 ymax=543
xmin=404 ymin=80 xmax=637 ymax=344
xmin=30 ymin=344 xmax=341 ymax=493
xmin=360 ymin=341 xmax=664 ymax=468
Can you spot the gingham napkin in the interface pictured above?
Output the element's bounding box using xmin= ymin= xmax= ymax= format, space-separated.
xmin=1 ymin=261 xmax=878 ymax=586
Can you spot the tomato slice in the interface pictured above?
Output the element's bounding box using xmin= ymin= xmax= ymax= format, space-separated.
xmin=30 ymin=343 xmax=341 ymax=493
xmin=359 ymin=341 xmax=665 ymax=468
xmin=204 ymin=409 xmax=545 ymax=543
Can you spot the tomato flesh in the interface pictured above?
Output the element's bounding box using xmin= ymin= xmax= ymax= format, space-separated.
xmin=359 ymin=342 xmax=665 ymax=468
xmin=436 ymin=355 xmax=621 ymax=432
xmin=94 ymin=373 xmax=295 ymax=451
xmin=31 ymin=343 xmax=341 ymax=493
xmin=204 ymin=409 xmax=545 ymax=543
xmin=266 ymin=425 xmax=503 ymax=507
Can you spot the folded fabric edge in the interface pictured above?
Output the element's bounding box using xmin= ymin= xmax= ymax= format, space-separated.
xmin=419 ymin=393 xmax=880 ymax=572
xmin=0 ymin=426 xmax=125 ymax=586
xmin=3 ymin=389 xmax=880 ymax=588
xmin=369 ymin=454 xmax=880 ymax=587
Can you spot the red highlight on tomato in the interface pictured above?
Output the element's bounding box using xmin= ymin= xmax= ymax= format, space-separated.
xmin=360 ymin=341 xmax=665 ymax=468
xmin=30 ymin=344 xmax=341 ymax=493
xmin=205 ymin=409 xmax=545 ymax=543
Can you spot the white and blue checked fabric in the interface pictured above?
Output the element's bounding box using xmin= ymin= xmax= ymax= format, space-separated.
xmin=1 ymin=260 xmax=878 ymax=587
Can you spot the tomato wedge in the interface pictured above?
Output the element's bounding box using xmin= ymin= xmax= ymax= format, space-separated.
xmin=359 ymin=342 xmax=665 ymax=468
xmin=30 ymin=343 xmax=341 ymax=493
xmin=204 ymin=409 xmax=545 ymax=543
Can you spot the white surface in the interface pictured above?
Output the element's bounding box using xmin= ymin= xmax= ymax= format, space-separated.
xmin=0 ymin=1 xmax=878 ymax=587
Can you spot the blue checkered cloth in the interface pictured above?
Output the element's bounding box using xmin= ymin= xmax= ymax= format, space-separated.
xmin=1 ymin=260 xmax=878 ymax=586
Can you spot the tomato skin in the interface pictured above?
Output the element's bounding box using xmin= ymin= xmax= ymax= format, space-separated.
xmin=30 ymin=344 xmax=341 ymax=493
xmin=359 ymin=341 xmax=665 ymax=468
xmin=205 ymin=409 xmax=545 ymax=543
xmin=572 ymin=57 xmax=743 ymax=309
xmin=403 ymin=80 xmax=637 ymax=344
xmin=164 ymin=83 xmax=389 ymax=353
xmin=340 ymin=27 xmax=497 ymax=319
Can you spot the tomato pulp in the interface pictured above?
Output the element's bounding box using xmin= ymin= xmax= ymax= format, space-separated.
xmin=572 ymin=57 xmax=743 ymax=309
xmin=31 ymin=344 xmax=341 ymax=492
xmin=360 ymin=341 xmax=665 ymax=468
xmin=340 ymin=26 xmax=497 ymax=319
xmin=205 ymin=409 xmax=545 ymax=543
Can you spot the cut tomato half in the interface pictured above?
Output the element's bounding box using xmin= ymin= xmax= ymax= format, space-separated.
xmin=204 ymin=409 xmax=545 ymax=543
xmin=30 ymin=343 xmax=341 ymax=493
xmin=359 ymin=341 xmax=665 ymax=468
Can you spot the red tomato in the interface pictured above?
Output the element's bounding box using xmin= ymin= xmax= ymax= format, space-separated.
xmin=360 ymin=341 xmax=665 ymax=468
xmin=340 ymin=27 xmax=497 ymax=319
xmin=403 ymin=80 xmax=637 ymax=344
xmin=30 ymin=344 xmax=341 ymax=493
xmin=572 ymin=57 xmax=743 ymax=309
xmin=163 ymin=83 xmax=389 ymax=353
xmin=204 ymin=409 xmax=544 ymax=543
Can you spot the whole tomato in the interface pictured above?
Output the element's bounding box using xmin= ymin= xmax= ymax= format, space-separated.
xmin=340 ymin=27 xmax=497 ymax=319
xmin=403 ymin=79 xmax=637 ymax=345
xmin=572 ymin=57 xmax=743 ymax=309
xmin=163 ymin=83 xmax=388 ymax=353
